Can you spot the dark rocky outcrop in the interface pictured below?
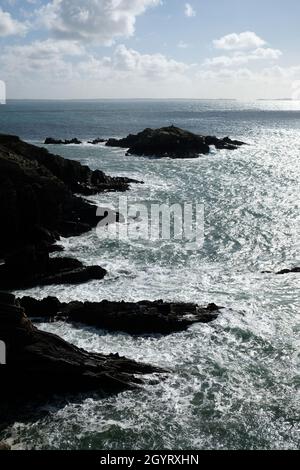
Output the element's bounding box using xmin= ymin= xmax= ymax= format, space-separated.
xmin=19 ymin=296 xmax=222 ymax=335
xmin=262 ymin=267 xmax=300 ymax=275
xmin=1 ymin=134 xmax=141 ymax=201
xmin=45 ymin=137 xmax=82 ymax=145
xmin=106 ymin=126 xmax=247 ymax=158
xmin=0 ymin=249 xmax=106 ymax=289
xmin=276 ymin=267 xmax=300 ymax=275
xmin=45 ymin=137 xmax=107 ymax=145
xmin=0 ymin=293 xmax=164 ymax=399
xmin=0 ymin=135 xmax=140 ymax=284
xmin=88 ymin=138 xmax=106 ymax=145
xmin=223 ymin=136 xmax=246 ymax=147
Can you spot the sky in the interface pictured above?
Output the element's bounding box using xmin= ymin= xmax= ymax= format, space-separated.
xmin=0 ymin=0 xmax=300 ymax=100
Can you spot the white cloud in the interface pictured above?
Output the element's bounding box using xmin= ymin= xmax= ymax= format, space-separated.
xmin=0 ymin=7 xmax=27 ymax=36
xmin=112 ymin=44 xmax=188 ymax=78
xmin=0 ymin=40 xmax=187 ymax=85
xmin=253 ymin=47 xmax=282 ymax=60
xmin=5 ymin=39 xmax=83 ymax=61
xmin=0 ymin=15 xmax=297 ymax=101
xmin=0 ymin=39 xmax=84 ymax=80
xmin=38 ymin=0 xmax=161 ymax=43
xmin=184 ymin=3 xmax=196 ymax=18
xmin=213 ymin=31 xmax=266 ymax=50
xmin=205 ymin=48 xmax=282 ymax=67
xmin=198 ymin=64 xmax=300 ymax=84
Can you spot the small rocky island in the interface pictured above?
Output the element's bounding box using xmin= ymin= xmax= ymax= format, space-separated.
xmin=44 ymin=126 xmax=247 ymax=158
xmin=106 ymin=126 xmax=247 ymax=158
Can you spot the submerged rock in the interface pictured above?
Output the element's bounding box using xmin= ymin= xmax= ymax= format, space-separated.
xmin=106 ymin=126 xmax=247 ymax=158
xmin=0 ymin=293 xmax=164 ymax=398
xmin=19 ymin=297 xmax=222 ymax=335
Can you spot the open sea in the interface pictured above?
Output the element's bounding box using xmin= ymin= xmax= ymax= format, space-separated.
xmin=0 ymin=99 xmax=299 ymax=450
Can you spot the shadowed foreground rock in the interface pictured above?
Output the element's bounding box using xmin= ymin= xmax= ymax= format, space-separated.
xmin=106 ymin=126 xmax=247 ymax=158
xmin=19 ymin=297 xmax=222 ymax=335
xmin=0 ymin=293 xmax=163 ymax=398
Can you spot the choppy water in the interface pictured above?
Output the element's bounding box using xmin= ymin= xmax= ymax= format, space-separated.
xmin=0 ymin=100 xmax=299 ymax=450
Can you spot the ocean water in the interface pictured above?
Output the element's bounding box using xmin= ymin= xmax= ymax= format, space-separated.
xmin=0 ymin=100 xmax=299 ymax=450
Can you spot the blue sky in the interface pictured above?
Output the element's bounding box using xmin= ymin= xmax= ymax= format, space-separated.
xmin=1 ymin=0 xmax=300 ymax=99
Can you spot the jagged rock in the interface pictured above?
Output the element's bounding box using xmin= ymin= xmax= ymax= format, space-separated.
xmin=45 ymin=137 xmax=82 ymax=145
xmin=88 ymin=138 xmax=106 ymax=145
xmin=276 ymin=267 xmax=300 ymax=275
xmin=0 ymin=293 xmax=164 ymax=398
xmin=204 ymin=135 xmax=246 ymax=150
xmin=0 ymin=134 xmax=140 ymax=262
xmin=65 ymin=138 xmax=82 ymax=145
xmin=46 ymin=137 xmax=107 ymax=145
xmin=106 ymin=126 xmax=246 ymax=158
xmin=44 ymin=137 xmax=64 ymax=145
xmin=19 ymin=297 xmax=222 ymax=335
xmin=1 ymin=134 xmax=141 ymax=199
xmin=40 ymin=264 xmax=106 ymax=286
xmin=223 ymin=136 xmax=246 ymax=146
xmin=0 ymin=249 xmax=107 ymax=289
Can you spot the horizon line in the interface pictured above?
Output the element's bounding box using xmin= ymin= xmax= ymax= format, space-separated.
xmin=2 ymin=98 xmax=298 ymax=102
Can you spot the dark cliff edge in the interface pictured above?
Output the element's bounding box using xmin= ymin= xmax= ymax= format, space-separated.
xmin=0 ymin=135 xmax=140 ymax=288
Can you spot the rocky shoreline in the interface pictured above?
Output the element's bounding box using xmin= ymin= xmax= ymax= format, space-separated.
xmin=0 ymin=134 xmax=162 ymax=404
xmin=0 ymin=292 xmax=164 ymax=399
